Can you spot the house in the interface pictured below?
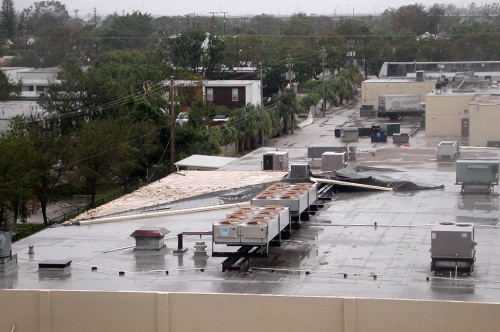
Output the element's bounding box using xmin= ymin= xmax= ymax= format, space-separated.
xmin=0 ymin=56 xmax=14 ymax=66
xmin=1 ymin=39 xmax=13 ymax=49
xmin=0 ymin=67 xmax=61 ymax=98
xmin=205 ymin=80 xmax=261 ymax=110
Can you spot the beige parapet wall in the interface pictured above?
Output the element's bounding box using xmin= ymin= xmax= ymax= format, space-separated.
xmin=1 ymin=289 xmax=500 ymax=332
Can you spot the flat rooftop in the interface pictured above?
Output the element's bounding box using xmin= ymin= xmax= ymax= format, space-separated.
xmin=5 ymin=145 xmax=500 ymax=303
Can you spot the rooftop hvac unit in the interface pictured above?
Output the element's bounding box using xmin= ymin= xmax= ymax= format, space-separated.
xmin=321 ymin=152 xmax=347 ymax=171
xmin=290 ymin=163 xmax=310 ymax=178
xmin=456 ymin=158 xmax=499 ymax=194
xmin=431 ymin=222 xmax=476 ymax=276
xmin=416 ymin=70 xmax=424 ymax=81
xmin=431 ymin=222 xmax=475 ymax=259
xmin=456 ymin=159 xmax=499 ymax=185
xmin=263 ymin=151 xmax=289 ymax=171
xmin=437 ymin=141 xmax=459 ymax=161
xmin=0 ymin=229 xmax=12 ymax=258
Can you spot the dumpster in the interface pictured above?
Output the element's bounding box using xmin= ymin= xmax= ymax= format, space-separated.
xmin=392 ymin=133 xmax=409 ymax=143
xmin=371 ymin=131 xmax=387 ymax=142
xmin=386 ymin=123 xmax=401 ymax=136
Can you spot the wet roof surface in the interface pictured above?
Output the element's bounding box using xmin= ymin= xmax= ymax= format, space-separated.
xmin=4 ymin=104 xmax=500 ymax=302
xmin=5 ymin=145 xmax=500 ymax=303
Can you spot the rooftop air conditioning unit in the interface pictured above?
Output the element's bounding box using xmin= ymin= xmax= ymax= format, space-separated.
xmin=321 ymin=152 xmax=347 ymax=171
xmin=416 ymin=70 xmax=424 ymax=81
xmin=263 ymin=151 xmax=289 ymax=171
xmin=0 ymin=229 xmax=12 ymax=259
xmin=290 ymin=163 xmax=310 ymax=179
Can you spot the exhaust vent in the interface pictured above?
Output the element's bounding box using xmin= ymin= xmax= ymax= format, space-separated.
xmin=130 ymin=227 xmax=170 ymax=250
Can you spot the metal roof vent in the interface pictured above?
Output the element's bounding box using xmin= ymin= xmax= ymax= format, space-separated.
xmin=130 ymin=227 xmax=170 ymax=250
xmin=0 ymin=229 xmax=17 ymax=275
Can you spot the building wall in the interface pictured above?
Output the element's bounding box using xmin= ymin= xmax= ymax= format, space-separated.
xmin=1 ymin=289 xmax=500 ymax=332
xmin=425 ymin=93 xmax=474 ymax=136
xmin=211 ymin=86 xmax=246 ymax=109
xmin=362 ymin=81 xmax=436 ymax=110
xmin=469 ymin=103 xmax=500 ymax=146
xmin=245 ymin=81 xmax=261 ymax=107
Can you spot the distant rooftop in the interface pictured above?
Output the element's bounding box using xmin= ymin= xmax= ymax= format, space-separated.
xmin=174 ymin=154 xmax=237 ymax=171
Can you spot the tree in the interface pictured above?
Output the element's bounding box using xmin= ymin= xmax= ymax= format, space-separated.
xmin=162 ymin=29 xmax=227 ymax=76
xmin=164 ymin=29 xmax=206 ymax=72
xmin=227 ymin=105 xmax=261 ymax=151
xmin=25 ymin=125 xmax=70 ymax=225
xmin=283 ymin=13 xmax=314 ymax=36
xmin=0 ymin=117 xmax=33 ymax=228
xmin=272 ymin=90 xmax=299 ymax=135
xmin=0 ymin=71 xmax=21 ymax=100
xmin=247 ymin=14 xmax=283 ymax=35
xmin=20 ymin=1 xmax=71 ymax=34
xmin=99 ymin=11 xmax=155 ymax=50
xmin=72 ymin=118 xmax=121 ymax=206
xmin=388 ymin=4 xmax=429 ymax=35
xmin=0 ymin=0 xmax=16 ymax=38
xmin=201 ymin=34 xmax=227 ymax=78
xmin=111 ymin=118 xmax=159 ymax=193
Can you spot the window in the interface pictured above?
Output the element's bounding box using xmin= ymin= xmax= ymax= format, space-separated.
xmin=207 ymin=88 xmax=213 ymax=101
xmin=232 ymin=88 xmax=238 ymax=101
xmin=28 ymin=85 xmax=35 ymax=92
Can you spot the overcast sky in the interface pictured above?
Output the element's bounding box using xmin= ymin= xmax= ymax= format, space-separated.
xmin=14 ymin=0 xmax=476 ymax=17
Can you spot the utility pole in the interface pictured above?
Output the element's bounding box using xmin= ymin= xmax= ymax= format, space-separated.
xmin=94 ymin=8 xmax=99 ymax=59
xmin=287 ymin=54 xmax=293 ymax=89
xmin=259 ymin=62 xmax=265 ymax=146
xmin=363 ymin=36 xmax=368 ymax=79
xmin=210 ymin=12 xmax=217 ymax=32
xmin=321 ymin=46 xmax=327 ymax=117
xmin=169 ymin=77 xmax=176 ymax=173
xmin=220 ymin=11 xmax=229 ymax=35
xmin=236 ymin=35 xmax=239 ymax=67
xmin=286 ymin=54 xmax=294 ymax=134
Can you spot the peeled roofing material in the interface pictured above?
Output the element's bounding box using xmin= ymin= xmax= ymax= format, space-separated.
xmin=325 ymin=166 xmax=445 ymax=191
xmin=72 ymin=170 xmax=286 ymax=221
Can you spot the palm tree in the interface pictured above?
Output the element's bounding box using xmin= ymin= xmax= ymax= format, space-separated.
xmin=339 ymin=63 xmax=363 ymax=102
xmin=272 ymin=90 xmax=300 ymax=135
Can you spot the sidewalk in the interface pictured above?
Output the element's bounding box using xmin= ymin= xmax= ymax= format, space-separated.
xmin=27 ymin=197 xmax=91 ymax=224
